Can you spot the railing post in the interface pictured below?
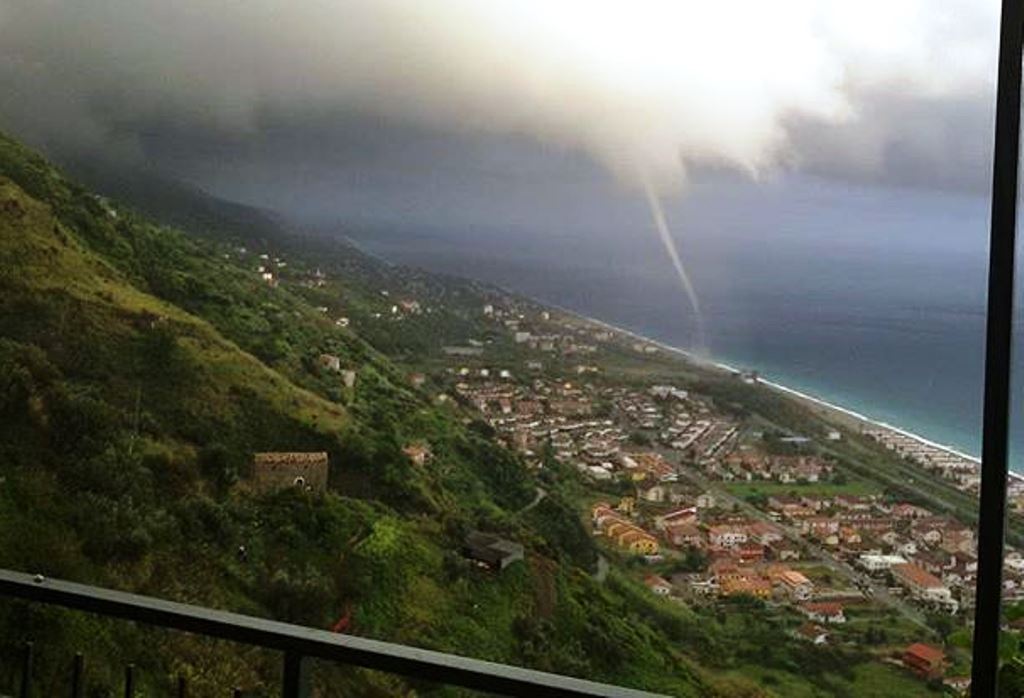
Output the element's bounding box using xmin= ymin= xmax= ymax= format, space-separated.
xmin=124 ymin=664 xmax=134 ymax=698
xmin=972 ymin=0 xmax=1024 ymax=694
xmin=70 ymin=653 xmax=84 ymax=698
xmin=281 ymin=651 xmax=311 ymax=698
xmin=177 ymin=674 xmax=187 ymax=698
xmin=19 ymin=642 xmax=32 ymax=698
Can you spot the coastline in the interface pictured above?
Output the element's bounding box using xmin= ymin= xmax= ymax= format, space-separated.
xmin=340 ymin=236 xmax=1015 ymax=484
xmin=547 ymin=303 xmax=1024 ymax=484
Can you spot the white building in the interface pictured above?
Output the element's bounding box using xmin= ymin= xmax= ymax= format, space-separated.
xmin=858 ymin=554 xmax=908 ymax=573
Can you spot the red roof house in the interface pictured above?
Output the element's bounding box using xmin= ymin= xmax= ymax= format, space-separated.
xmin=902 ymin=643 xmax=946 ymax=678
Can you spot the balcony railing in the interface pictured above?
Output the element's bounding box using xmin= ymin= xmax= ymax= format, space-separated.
xmin=0 ymin=569 xmax=663 ymax=697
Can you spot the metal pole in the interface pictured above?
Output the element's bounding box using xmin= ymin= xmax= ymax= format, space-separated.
xmin=124 ymin=664 xmax=135 ymax=698
xmin=70 ymin=653 xmax=84 ymax=698
xmin=19 ymin=642 xmax=32 ymax=698
xmin=971 ymin=0 xmax=1024 ymax=693
xmin=282 ymin=652 xmax=311 ymax=698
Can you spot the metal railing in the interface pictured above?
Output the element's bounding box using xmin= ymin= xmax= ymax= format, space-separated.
xmin=0 ymin=569 xmax=663 ymax=697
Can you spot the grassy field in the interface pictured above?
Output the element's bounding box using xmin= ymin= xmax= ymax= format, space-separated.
xmin=722 ymin=479 xmax=882 ymax=499
xmin=723 ymin=660 xmax=938 ymax=697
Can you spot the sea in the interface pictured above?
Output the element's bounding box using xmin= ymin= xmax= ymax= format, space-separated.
xmin=342 ymin=172 xmax=1024 ymax=473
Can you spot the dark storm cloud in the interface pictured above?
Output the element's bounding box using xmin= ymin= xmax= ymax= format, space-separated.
xmin=0 ymin=0 xmax=1000 ymax=205
xmin=788 ymin=87 xmax=994 ymax=194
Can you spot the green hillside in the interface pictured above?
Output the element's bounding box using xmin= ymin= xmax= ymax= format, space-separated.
xmin=0 ymin=133 xmax=740 ymax=696
xmin=0 ymin=131 xmax=939 ymax=698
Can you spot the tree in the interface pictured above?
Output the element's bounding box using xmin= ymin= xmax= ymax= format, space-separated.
xmin=629 ymin=430 xmax=652 ymax=447
xmin=1000 ymin=657 xmax=1024 ymax=697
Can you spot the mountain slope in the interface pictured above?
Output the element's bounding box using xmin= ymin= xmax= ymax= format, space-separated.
xmin=0 ymin=133 xmax=731 ymax=696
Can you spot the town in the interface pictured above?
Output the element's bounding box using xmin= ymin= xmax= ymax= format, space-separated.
xmin=242 ymin=244 xmax=1018 ymax=695
xmin=418 ymin=296 xmax=1013 ymax=695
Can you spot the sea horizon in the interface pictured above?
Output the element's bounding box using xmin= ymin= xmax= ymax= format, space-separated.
xmin=344 ymin=227 xmax=1014 ymax=476
xmin=338 ymin=171 xmax=1022 ymax=477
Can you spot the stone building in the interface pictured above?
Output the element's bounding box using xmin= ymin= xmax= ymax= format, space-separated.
xmin=464 ymin=531 xmax=524 ymax=571
xmin=252 ymin=452 xmax=329 ymax=494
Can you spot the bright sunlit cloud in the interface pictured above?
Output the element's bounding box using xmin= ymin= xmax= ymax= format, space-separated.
xmin=0 ymin=0 xmax=1000 ymax=191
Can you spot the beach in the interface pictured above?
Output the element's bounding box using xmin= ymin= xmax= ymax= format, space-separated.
xmin=552 ymin=304 xmax=1024 ymax=487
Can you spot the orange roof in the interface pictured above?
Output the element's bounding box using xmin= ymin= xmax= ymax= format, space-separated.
xmin=892 ymin=563 xmax=944 ymax=589
xmin=721 ymin=577 xmax=771 ymax=596
xmin=778 ymin=570 xmax=812 ymax=587
xmin=665 ymin=522 xmax=702 ymax=536
xmin=802 ymin=602 xmax=843 ymax=616
xmin=619 ymin=529 xmax=656 ymax=544
xmin=747 ymin=521 xmax=782 ymax=536
xmin=905 ymin=643 xmax=945 ymax=665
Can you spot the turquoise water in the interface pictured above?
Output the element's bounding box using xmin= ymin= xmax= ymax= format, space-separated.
xmin=345 ymin=173 xmax=1023 ymax=472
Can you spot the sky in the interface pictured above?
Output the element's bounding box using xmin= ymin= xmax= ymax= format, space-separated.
xmin=0 ymin=1 xmax=1010 ymax=455
xmin=0 ymin=0 xmax=1001 ymax=217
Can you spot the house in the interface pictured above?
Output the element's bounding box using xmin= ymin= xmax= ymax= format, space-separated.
xmin=859 ymin=554 xmax=908 ymax=574
xmin=592 ymin=503 xmax=660 ymax=555
xmin=746 ymin=520 xmax=784 ymax=545
xmin=802 ymin=516 xmax=840 ymax=538
xmin=318 ymin=354 xmax=341 ymax=372
xmin=710 ymin=558 xmax=742 ymax=583
xmin=720 ymin=577 xmax=771 ymax=599
xmin=735 ymin=543 xmax=766 ymax=564
xmin=644 ymin=575 xmax=673 ymax=596
xmin=403 ymin=443 xmax=432 ymax=467
xmin=834 ymin=494 xmax=874 ymax=511
xmin=252 ymin=452 xmax=329 ymax=494
xmin=893 ymin=503 xmax=932 ymax=519
xmin=943 ymin=677 xmax=970 ymax=695
xmin=800 ymin=602 xmax=846 ymax=624
xmin=771 ymin=542 xmax=802 ymax=562
xmin=708 ymin=525 xmax=748 ymax=549
xmin=655 ymin=507 xmax=697 ymax=531
xmin=664 ymin=522 xmax=704 ymax=548
xmin=902 ymin=643 xmax=946 ymax=678
xmin=621 ymin=452 xmax=674 ymax=479
xmin=795 ymin=623 xmax=829 ymax=645
xmin=775 ymin=569 xmax=814 ymax=601
xmin=617 ymin=529 xmax=660 ymax=555
xmin=836 ymin=525 xmax=861 ymax=544
xmin=464 ymin=532 xmax=524 ymax=571
xmin=638 ymin=482 xmax=667 ymax=503
xmin=891 ymin=563 xmax=957 ymax=612
xmin=341 ymin=370 xmax=357 ymax=388
xmin=696 ymin=492 xmax=716 ymax=509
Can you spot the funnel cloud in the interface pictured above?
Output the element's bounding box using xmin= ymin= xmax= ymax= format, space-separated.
xmin=642 ymin=179 xmax=707 ymax=352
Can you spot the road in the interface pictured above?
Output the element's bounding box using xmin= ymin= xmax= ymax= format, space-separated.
xmin=673 ymin=463 xmax=935 ymax=635
xmin=519 ymin=487 xmax=547 ymax=514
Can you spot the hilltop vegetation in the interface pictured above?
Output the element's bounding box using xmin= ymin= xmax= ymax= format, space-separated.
xmin=0 ymin=132 xmax=944 ymax=697
xmin=0 ymin=132 xmax=731 ymax=696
